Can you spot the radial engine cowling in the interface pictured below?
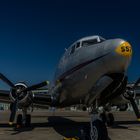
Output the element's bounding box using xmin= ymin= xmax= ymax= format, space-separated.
xmin=122 ymin=86 xmax=135 ymax=100
xmin=9 ymin=82 xmax=33 ymax=108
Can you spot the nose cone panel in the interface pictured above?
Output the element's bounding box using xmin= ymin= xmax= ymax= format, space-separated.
xmin=115 ymin=42 xmax=132 ymax=57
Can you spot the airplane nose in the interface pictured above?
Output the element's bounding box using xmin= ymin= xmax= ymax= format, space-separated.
xmin=115 ymin=41 xmax=132 ymax=57
xmin=114 ymin=41 xmax=132 ymax=71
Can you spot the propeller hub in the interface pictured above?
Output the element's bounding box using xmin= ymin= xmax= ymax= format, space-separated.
xmin=9 ymin=82 xmax=33 ymax=109
xmin=123 ymin=86 xmax=136 ymax=100
xmin=10 ymin=82 xmax=29 ymax=102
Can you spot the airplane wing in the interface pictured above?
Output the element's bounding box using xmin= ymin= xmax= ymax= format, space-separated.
xmin=0 ymin=89 xmax=53 ymax=108
xmin=0 ymin=90 xmax=11 ymax=103
xmin=33 ymin=91 xmax=53 ymax=107
xmin=0 ymin=73 xmax=53 ymax=110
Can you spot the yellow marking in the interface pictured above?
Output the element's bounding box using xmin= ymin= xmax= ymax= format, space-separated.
xmin=115 ymin=42 xmax=132 ymax=57
xmin=9 ymin=122 xmax=13 ymax=125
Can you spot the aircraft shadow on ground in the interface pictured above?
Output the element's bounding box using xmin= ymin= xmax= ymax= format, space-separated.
xmin=0 ymin=116 xmax=90 ymax=138
xmin=0 ymin=116 xmax=140 ymax=138
xmin=32 ymin=114 xmax=89 ymax=118
xmin=48 ymin=116 xmax=89 ymax=138
xmin=47 ymin=117 xmax=140 ymax=138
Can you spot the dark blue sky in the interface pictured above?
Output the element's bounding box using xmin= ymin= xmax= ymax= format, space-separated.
xmin=0 ymin=0 xmax=140 ymax=89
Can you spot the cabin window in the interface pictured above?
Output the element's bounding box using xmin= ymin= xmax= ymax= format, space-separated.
xmin=82 ymin=39 xmax=98 ymax=47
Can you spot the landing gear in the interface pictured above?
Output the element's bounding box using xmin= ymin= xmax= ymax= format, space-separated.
xmin=89 ymin=111 xmax=114 ymax=139
xmin=100 ymin=112 xmax=107 ymax=123
xmin=15 ymin=108 xmax=31 ymax=128
xmin=100 ymin=112 xmax=115 ymax=127
xmin=10 ymin=103 xmax=13 ymax=112
xmin=16 ymin=114 xmax=31 ymax=128
xmin=90 ymin=119 xmax=108 ymax=140
xmin=107 ymin=113 xmax=115 ymax=127
xmin=16 ymin=114 xmax=23 ymax=128
xmin=89 ymin=110 xmax=108 ymax=140
xmin=25 ymin=114 xmax=31 ymax=127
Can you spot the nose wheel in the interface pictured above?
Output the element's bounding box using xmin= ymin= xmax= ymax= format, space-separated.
xmin=90 ymin=114 xmax=108 ymax=140
xmin=90 ymin=119 xmax=108 ymax=140
xmin=88 ymin=105 xmax=108 ymax=140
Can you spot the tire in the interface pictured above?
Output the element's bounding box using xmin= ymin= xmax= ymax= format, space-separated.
xmin=90 ymin=119 xmax=108 ymax=140
xmin=16 ymin=114 xmax=23 ymax=126
xmin=107 ymin=113 xmax=114 ymax=127
xmin=25 ymin=114 xmax=31 ymax=127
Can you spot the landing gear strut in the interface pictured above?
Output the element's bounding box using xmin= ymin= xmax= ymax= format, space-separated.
xmin=16 ymin=108 xmax=31 ymax=128
xmin=90 ymin=109 xmax=108 ymax=140
xmin=16 ymin=114 xmax=22 ymax=128
xmin=107 ymin=113 xmax=115 ymax=127
xmin=100 ymin=112 xmax=115 ymax=127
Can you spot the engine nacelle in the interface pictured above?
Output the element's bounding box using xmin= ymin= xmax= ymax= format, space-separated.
xmin=9 ymin=82 xmax=33 ymax=108
xmin=122 ymin=86 xmax=135 ymax=100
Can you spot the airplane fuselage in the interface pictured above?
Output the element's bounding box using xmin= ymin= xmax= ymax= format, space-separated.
xmin=52 ymin=36 xmax=132 ymax=107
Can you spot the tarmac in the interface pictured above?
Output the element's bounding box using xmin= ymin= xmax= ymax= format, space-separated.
xmin=0 ymin=110 xmax=140 ymax=140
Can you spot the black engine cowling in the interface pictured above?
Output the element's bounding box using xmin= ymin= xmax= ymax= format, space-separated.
xmin=122 ymin=86 xmax=135 ymax=100
xmin=9 ymin=82 xmax=33 ymax=108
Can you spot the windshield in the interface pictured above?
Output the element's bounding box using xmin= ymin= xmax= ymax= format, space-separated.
xmin=82 ymin=37 xmax=105 ymax=47
xmin=82 ymin=39 xmax=98 ymax=47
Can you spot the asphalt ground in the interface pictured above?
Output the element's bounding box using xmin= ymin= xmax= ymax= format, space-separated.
xmin=0 ymin=110 xmax=140 ymax=140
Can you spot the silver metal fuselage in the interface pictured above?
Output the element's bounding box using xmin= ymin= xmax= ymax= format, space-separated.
xmin=53 ymin=36 xmax=131 ymax=107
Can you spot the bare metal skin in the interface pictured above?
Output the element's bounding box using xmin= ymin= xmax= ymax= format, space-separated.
xmin=52 ymin=36 xmax=132 ymax=107
xmin=0 ymin=35 xmax=132 ymax=109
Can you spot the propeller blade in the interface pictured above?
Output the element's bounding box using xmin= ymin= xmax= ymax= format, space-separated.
xmin=22 ymin=81 xmax=49 ymax=92
xmin=133 ymin=78 xmax=140 ymax=89
xmin=129 ymin=97 xmax=140 ymax=120
xmin=9 ymin=98 xmax=18 ymax=125
xmin=0 ymin=73 xmax=15 ymax=88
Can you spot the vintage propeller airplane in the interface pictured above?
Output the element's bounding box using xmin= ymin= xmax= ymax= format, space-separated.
xmin=0 ymin=35 xmax=140 ymax=140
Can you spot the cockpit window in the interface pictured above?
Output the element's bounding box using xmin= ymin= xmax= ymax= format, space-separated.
xmin=69 ymin=36 xmax=105 ymax=55
xmin=75 ymin=42 xmax=80 ymax=49
xmin=70 ymin=45 xmax=75 ymax=55
xmin=82 ymin=37 xmax=105 ymax=47
xmin=69 ymin=42 xmax=81 ymax=55
xmin=82 ymin=39 xmax=98 ymax=47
